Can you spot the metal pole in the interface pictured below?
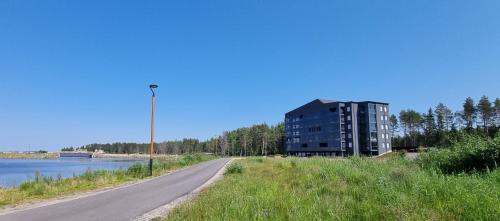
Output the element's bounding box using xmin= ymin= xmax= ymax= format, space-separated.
xmin=150 ymin=92 xmax=155 ymax=176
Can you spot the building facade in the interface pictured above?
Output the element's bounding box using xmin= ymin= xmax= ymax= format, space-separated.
xmin=285 ymin=99 xmax=391 ymax=157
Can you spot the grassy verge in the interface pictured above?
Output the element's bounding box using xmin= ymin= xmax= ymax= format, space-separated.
xmin=166 ymin=155 xmax=500 ymax=220
xmin=0 ymin=153 xmax=216 ymax=208
xmin=0 ymin=152 xmax=58 ymax=159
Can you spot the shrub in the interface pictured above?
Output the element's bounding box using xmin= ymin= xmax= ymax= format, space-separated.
xmin=127 ymin=163 xmax=149 ymax=178
xmin=19 ymin=181 xmax=36 ymax=191
xmin=225 ymin=163 xmax=244 ymax=175
xmin=395 ymin=150 xmax=406 ymax=158
xmin=418 ymin=133 xmax=500 ymax=174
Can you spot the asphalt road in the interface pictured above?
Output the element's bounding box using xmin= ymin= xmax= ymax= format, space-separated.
xmin=0 ymin=158 xmax=230 ymax=221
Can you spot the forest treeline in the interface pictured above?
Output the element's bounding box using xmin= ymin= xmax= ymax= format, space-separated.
xmin=79 ymin=124 xmax=285 ymax=156
xmin=71 ymin=95 xmax=500 ymax=156
xmin=391 ymin=95 xmax=500 ymax=148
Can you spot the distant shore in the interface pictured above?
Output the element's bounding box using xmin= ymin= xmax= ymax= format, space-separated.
xmin=0 ymin=152 xmax=58 ymax=159
xmin=93 ymin=153 xmax=179 ymax=160
xmin=0 ymin=152 xmax=179 ymax=160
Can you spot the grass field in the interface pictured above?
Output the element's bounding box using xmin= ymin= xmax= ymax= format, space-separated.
xmin=0 ymin=153 xmax=216 ymax=208
xmin=166 ymin=155 xmax=500 ymax=221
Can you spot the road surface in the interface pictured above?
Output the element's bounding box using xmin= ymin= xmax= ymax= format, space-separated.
xmin=0 ymin=158 xmax=230 ymax=221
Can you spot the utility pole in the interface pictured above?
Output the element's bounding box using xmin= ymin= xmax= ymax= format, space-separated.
xmin=149 ymin=84 xmax=158 ymax=176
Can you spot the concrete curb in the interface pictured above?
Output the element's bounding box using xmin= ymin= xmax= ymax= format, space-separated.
xmin=133 ymin=158 xmax=235 ymax=221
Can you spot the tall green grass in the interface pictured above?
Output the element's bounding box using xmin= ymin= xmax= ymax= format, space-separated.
xmin=418 ymin=133 xmax=500 ymax=174
xmin=0 ymin=153 xmax=216 ymax=208
xmin=167 ymin=156 xmax=500 ymax=221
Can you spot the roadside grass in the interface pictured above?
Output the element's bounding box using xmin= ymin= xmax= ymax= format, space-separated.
xmin=0 ymin=153 xmax=216 ymax=208
xmin=166 ymin=155 xmax=500 ymax=221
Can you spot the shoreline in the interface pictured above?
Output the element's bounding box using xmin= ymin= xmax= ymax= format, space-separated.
xmin=0 ymin=153 xmax=216 ymax=210
xmin=0 ymin=152 xmax=179 ymax=160
xmin=0 ymin=153 xmax=59 ymax=159
xmin=93 ymin=153 xmax=180 ymax=160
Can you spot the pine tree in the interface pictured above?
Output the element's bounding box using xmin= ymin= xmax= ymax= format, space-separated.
xmin=495 ymin=98 xmax=500 ymax=127
xmin=478 ymin=95 xmax=494 ymax=133
xmin=435 ymin=103 xmax=453 ymax=131
xmin=423 ymin=108 xmax=436 ymax=146
xmin=462 ymin=97 xmax=476 ymax=129
xmin=389 ymin=114 xmax=399 ymax=136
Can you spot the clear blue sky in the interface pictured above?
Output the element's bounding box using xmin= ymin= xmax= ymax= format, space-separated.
xmin=1 ymin=0 xmax=499 ymax=151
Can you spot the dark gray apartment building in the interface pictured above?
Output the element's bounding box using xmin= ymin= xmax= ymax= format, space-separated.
xmin=285 ymin=99 xmax=392 ymax=157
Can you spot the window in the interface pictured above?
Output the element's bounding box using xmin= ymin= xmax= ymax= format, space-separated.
xmin=348 ymin=142 xmax=352 ymax=148
xmin=348 ymin=124 xmax=352 ymax=129
xmin=387 ymin=143 xmax=390 ymax=148
xmin=348 ymin=133 xmax=352 ymax=139
xmin=293 ymin=137 xmax=301 ymax=143
xmin=369 ymin=103 xmax=376 ymax=113
xmin=380 ymin=106 xmax=383 ymax=112
xmin=320 ymin=143 xmax=328 ymax=148
xmin=380 ymin=125 xmax=384 ymax=130
xmin=347 ymin=107 xmax=351 ymax=112
xmin=309 ymin=127 xmax=321 ymax=133
xmin=301 ymin=143 xmax=308 ymax=148
xmin=385 ymin=125 xmax=389 ymax=130
xmin=381 ymin=116 xmax=384 ymax=121
xmin=384 ymin=116 xmax=388 ymax=121
xmin=384 ymin=107 xmax=387 ymax=112
xmin=382 ymin=143 xmax=386 ymax=148
xmin=347 ymin=116 xmax=351 ymax=120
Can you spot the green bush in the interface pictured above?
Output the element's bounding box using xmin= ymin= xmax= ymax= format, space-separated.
xmin=127 ymin=163 xmax=149 ymax=178
xmin=224 ymin=163 xmax=244 ymax=175
xmin=418 ymin=133 xmax=500 ymax=174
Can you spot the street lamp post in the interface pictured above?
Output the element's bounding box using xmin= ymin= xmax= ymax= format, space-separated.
xmin=149 ymin=84 xmax=158 ymax=176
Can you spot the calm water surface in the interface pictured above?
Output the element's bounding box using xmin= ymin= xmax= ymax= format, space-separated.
xmin=0 ymin=158 xmax=146 ymax=187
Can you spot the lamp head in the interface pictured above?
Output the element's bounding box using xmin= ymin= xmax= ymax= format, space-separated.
xmin=149 ymin=84 xmax=158 ymax=96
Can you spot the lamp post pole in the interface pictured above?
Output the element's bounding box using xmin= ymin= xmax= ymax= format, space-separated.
xmin=149 ymin=84 xmax=158 ymax=176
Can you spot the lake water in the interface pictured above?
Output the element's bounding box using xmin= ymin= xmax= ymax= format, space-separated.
xmin=0 ymin=158 xmax=146 ymax=187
